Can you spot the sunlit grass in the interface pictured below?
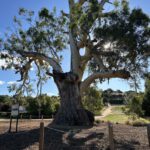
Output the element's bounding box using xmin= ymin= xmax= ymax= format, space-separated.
xmin=102 ymin=114 xmax=128 ymax=123
xmin=101 ymin=105 xmax=150 ymax=124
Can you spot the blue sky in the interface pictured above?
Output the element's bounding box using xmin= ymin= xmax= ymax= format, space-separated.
xmin=0 ymin=0 xmax=150 ymax=96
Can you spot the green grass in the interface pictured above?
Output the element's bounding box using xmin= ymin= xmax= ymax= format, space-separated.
xmin=111 ymin=105 xmax=124 ymax=112
xmin=102 ymin=114 xmax=128 ymax=123
xmin=101 ymin=105 xmax=128 ymax=123
xmin=101 ymin=105 xmax=150 ymax=124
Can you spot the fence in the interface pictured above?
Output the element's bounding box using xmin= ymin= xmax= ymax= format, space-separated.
xmin=0 ymin=119 xmax=150 ymax=150
xmin=39 ymin=122 xmax=150 ymax=150
xmin=107 ymin=122 xmax=150 ymax=150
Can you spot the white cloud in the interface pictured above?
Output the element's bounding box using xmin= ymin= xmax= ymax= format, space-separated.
xmin=0 ymin=59 xmax=7 ymax=68
xmin=0 ymin=80 xmax=5 ymax=85
xmin=47 ymin=92 xmax=58 ymax=96
xmin=7 ymin=81 xmax=17 ymax=85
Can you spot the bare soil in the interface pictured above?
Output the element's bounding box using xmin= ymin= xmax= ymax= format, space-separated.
xmin=0 ymin=120 xmax=149 ymax=150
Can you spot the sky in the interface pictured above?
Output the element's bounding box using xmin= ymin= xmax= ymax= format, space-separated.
xmin=0 ymin=0 xmax=150 ymax=96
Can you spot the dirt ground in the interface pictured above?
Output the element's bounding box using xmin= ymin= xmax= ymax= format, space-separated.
xmin=0 ymin=119 xmax=149 ymax=150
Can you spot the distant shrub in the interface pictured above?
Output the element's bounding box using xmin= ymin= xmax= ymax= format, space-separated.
xmin=124 ymin=95 xmax=144 ymax=120
xmin=95 ymin=120 xmax=101 ymax=124
xmin=125 ymin=120 xmax=131 ymax=125
xmin=83 ymin=86 xmax=104 ymax=115
xmin=132 ymin=120 xmax=147 ymax=127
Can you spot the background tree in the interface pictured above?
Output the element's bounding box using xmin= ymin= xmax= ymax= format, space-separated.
xmin=0 ymin=95 xmax=12 ymax=112
xmin=124 ymin=94 xmax=144 ymax=120
xmin=0 ymin=0 xmax=150 ymax=126
xmin=142 ymin=75 xmax=150 ymax=116
xmin=83 ymin=86 xmax=103 ymax=115
xmin=26 ymin=95 xmax=60 ymax=117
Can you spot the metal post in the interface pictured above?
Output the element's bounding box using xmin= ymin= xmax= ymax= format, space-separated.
xmin=108 ymin=122 xmax=115 ymax=150
xmin=39 ymin=122 xmax=44 ymax=150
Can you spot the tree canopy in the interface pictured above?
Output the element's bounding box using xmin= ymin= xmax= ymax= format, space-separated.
xmin=0 ymin=0 xmax=149 ymax=94
xmin=142 ymin=75 xmax=150 ymax=116
xmin=0 ymin=0 xmax=150 ymax=125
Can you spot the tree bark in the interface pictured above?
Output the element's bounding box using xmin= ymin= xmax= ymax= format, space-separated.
xmin=52 ymin=71 xmax=94 ymax=126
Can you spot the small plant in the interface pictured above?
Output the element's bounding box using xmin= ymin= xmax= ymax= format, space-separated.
xmin=132 ymin=120 xmax=147 ymax=127
xmin=125 ymin=120 xmax=131 ymax=125
xmin=95 ymin=120 xmax=101 ymax=124
xmin=124 ymin=95 xmax=144 ymax=121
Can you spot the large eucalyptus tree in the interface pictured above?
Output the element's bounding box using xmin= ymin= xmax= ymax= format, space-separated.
xmin=0 ymin=0 xmax=150 ymax=125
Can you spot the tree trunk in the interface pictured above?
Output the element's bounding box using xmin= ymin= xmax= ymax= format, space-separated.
xmin=52 ymin=71 xmax=94 ymax=126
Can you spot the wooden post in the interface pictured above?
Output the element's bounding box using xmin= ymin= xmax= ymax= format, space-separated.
xmin=20 ymin=114 xmax=23 ymax=120
xmin=9 ymin=115 xmax=12 ymax=133
xmin=39 ymin=122 xmax=44 ymax=150
xmin=147 ymin=124 xmax=150 ymax=147
xmin=16 ymin=115 xmax=19 ymax=132
xmin=108 ymin=122 xmax=115 ymax=150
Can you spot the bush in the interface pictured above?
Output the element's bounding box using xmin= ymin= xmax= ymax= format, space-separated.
xmin=124 ymin=94 xmax=144 ymax=120
xmin=142 ymin=77 xmax=150 ymax=116
xmin=95 ymin=120 xmax=101 ymax=124
xmin=125 ymin=120 xmax=132 ymax=125
xmin=132 ymin=119 xmax=148 ymax=127
xmin=83 ymin=86 xmax=104 ymax=115
xmin=26 ymin=95 xmax=60 ymax=117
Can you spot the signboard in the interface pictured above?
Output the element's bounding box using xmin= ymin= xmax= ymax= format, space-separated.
xmin=11 ymin=104 xmax=19 ymax=117
xmin=9 ymin=103 xmax=20 ymax=133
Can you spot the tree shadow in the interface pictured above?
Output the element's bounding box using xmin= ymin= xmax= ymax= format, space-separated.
xmin=0 ymin=123 xmax=107 ymax=150
xmin=0 ymin=129 xmax=39 ymax=150
xmin=45 ymin=123 xmax=107 ymax=150
xmin=115 ymin=139 xmax=140 ymax=150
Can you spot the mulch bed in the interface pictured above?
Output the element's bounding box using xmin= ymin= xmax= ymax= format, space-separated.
xmin=0 ymin=120 xmax=149 ymax=150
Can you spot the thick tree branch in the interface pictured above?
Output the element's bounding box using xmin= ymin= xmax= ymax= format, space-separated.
xmin=69 ymin=0 xmax=81 ymax=75
xmin=81 ymin=70 xmax=130 ymax=93
xmin=15 ymin=50 xmax=63 ymax=72
xmin=69 ymin=32 xmax=80 ymax=74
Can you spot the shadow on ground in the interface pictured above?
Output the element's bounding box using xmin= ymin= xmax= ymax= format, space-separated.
xmin=0 ymin=123 xmax=108 ymax=150
xmin=0 ymin=129 xmax=39 ymax=150
xmin=0 ymin=123 xmax=148 ymax=150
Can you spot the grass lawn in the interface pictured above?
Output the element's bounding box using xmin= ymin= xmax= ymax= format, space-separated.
xmin=101 ymin=105 xmax=128 ymax=123
xmin=102 ymin=114 xmax=128 ymax=123
xmin=101 ymin=105 xmax=150 ymax=124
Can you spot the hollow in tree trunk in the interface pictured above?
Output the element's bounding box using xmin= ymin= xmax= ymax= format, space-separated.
xmin=52 ymin=71 xmax=94 ymax=126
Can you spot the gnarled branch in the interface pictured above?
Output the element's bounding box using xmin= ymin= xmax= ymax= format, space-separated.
xmin=15 ymin=50 xmax=63 ymax=72
xmin=80 ymin=70 xmax=130 ymax=93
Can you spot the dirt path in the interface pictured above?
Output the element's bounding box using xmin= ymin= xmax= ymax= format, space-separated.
xmin=95 ymin=105 xmax=112 ymax=120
